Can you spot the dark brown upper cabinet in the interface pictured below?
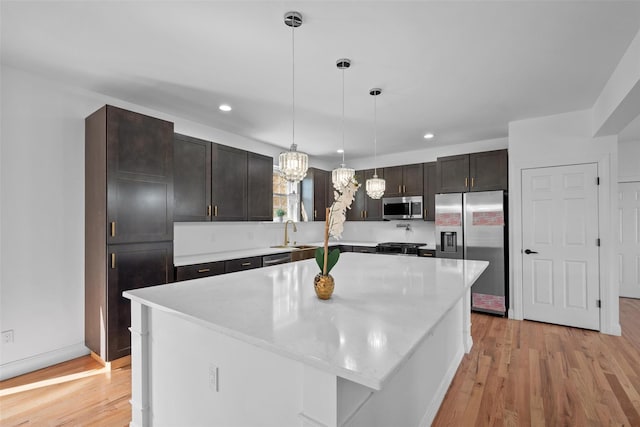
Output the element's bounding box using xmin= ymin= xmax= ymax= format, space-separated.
xmin=423 ymin=162 xmax=437 ymax=221
xmin=212 ymin=144 xmax=248 ymax=221
xmin=174 ymin=134 xmax=211 ymax=222
xmin=347 ymin=170 xmax=366 ymax=221
xmin=436 ymin=149 xmax=508 ymax=193
xmin=301 ymin=167 xmax=329 ymax=221
xmin=383 ymin=164 xmax=423 ymax=197
xmin=469 ymin=149 xmax=508 ymax=191
xmin=173 ymin=134 xmax=273 ymax=222
xmin=348 ymin=169 xmax=384 ymax=221
xmin=101 ymin=106 xmax=174 ymax=244
xmin=247 ymin=152 xmax=274 ymax=221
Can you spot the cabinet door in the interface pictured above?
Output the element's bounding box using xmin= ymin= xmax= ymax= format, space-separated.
xmin=383 ymin=166 xmax=403 ymax=197
xmin=248 ymin=153 xmax=273 ymax=221
xmin=225 ymin=256 xmax=262 ymax=273
xmin=423 ymin=162 xmax=436 ymax=221
xmin=436 ymin=154 xmax=469 ymax=193
xmin=363 ymin=169 xmax=383 ymax=221
xmin=107 ymin=242 xmax=173 ymax=360
xmin=175 ymin=261 xmax=224 ymax=281
xmin=314 ymin=169 xmax=328 ymax=221
xmin=106 ymin=106 xmax=174 ymax=243
xmin=402 ymin=164 xmax=424 ymax=196
xmin=469 ymin=149 xmax=508 ymax=191
xmin=212 ymin=144 xmax=247 ymax=221
xmin=173 ymin=134 xmax=212 ymax=222
xmin=347 ymin=170 xmax=366 ymax=221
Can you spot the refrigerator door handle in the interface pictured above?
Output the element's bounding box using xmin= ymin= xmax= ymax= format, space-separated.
xmin=524 ymin=249 xmax=538 ymax=254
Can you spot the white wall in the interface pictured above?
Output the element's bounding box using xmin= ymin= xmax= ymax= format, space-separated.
xmin=508 ymin=109 xmax=619 ymax=335
xmin=618 ymin=140 xmax=640 ymax=181
xmin=0 ymin=65 xmax=313 ymax=380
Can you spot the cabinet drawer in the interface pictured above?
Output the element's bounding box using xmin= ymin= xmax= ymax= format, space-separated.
xmin=176 ymin=261 xmax=225 ymax=281
xmin=225 ymin=256 xmax=262 ymax=273
xmin=352 ymin=246 xmax=376 ymax=253
xmin=418 ymin=249 xmax=436 ymax=258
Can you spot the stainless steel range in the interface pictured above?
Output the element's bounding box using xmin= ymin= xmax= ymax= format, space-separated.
xmin=376 ymin=242 xmax=426 ymax=256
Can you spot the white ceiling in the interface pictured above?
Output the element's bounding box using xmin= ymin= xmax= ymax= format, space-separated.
xmin=2 ymin=1 xmax=640 ymax=164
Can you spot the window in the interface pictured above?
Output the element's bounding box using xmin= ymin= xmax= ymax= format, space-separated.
xmin=273 ymin=167 xmax=300 ymax=222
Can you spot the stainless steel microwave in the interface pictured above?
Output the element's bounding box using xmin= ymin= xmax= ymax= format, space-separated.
xmin=382 ymin=196 xmax=423 ymax=220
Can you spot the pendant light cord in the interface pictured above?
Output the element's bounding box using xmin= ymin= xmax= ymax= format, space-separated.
xmin=291 ymin=22 xmax=295 ymax=148
xmin=341 ymin=67 xmax=345 ymax=166
xmin=374 ymin=93 xmax=377 ymax=176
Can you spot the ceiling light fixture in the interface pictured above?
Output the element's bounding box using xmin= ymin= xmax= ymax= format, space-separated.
xmin=219 ymin=104 xmax=232 ymax=112
xmin=278 ymin=11 xmax=309 ymax=183
xmin=366 ymin=88 xmax=385 ymax=199
xmin=423 ymin=132 xmax=435 ymax=140
xmin=332 ymin=58 xmax=355 ymax=191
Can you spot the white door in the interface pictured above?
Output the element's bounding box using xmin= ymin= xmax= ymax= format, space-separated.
xmin=618 ymin=182 xmax=640 ymax=298
xmin=522 ymin=164 xmax=600 ymax=330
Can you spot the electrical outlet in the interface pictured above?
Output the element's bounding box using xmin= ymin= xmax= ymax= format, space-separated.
xmin=209 ymin=363 xmax=218 ymax=392
xmin=2 ymin=330 xmax=14 ymax=344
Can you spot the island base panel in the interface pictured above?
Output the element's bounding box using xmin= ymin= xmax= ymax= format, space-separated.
xmin=129 ymin=292 xmax=470 ymax=427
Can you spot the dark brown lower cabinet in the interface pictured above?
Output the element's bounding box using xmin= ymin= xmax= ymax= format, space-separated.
xmin=85 ymin=242 xmax=173 ymax=362
xmin=175 ymin=261 xmax=225 ymax=281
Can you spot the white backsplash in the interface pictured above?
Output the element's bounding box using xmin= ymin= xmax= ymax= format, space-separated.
xmin=174 ymin=220 xmax=436 ymax=257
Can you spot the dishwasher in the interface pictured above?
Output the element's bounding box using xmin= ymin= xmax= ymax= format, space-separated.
xmin=262 ymin=252 xmax=292 ymax=267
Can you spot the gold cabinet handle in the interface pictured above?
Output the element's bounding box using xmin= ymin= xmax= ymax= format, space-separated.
xmin=110 ymin=253 xmax=116 ymax=269
xmin=398 ymin=185 xmax=401 ymax=194
xmin=241 ymin=262 xmax=251 ymax=267
xmin=471 ymin=177 xmax=475 ymax=188
xmin=465 ymin=177 xmax=468 ymax=188
xmin=197 ymin=268 xmax=210 ymax=273
xmin=207 ymin=205 xmax=212 ymax=217
xmin=110 ymin=221 xmax=116 ymax=237
xmin=425 ymin=208 xmax=428 ymax=217
xmin=364 ymin=210 xmax=368 ymax=219
xmin=403 ymin=185 xmax=406 ymax=194
xmin=214 ymin=205 xmax=218 ymax=217
xmin=421 ymin=252 xmax=433 ymax=257
xmin=314 ymin=210 xmax=317 ymax=219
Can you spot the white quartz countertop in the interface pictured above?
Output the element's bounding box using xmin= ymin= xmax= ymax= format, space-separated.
xmin=126 ymin=253 xmax=487 ymax=390
xmin=174 ymin=241 xmax=378 ymax=266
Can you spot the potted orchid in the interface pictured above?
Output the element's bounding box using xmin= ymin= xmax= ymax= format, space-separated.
xmin=313 ymin=176 xmax=360 ymax=299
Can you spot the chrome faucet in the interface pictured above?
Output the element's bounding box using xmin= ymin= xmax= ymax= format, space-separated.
xmin=283 ymin=220 xmax=297 ymax=247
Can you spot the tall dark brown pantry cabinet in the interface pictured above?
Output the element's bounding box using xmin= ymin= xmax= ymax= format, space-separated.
xmin=85 ymin=105 xmax=174 ymax=363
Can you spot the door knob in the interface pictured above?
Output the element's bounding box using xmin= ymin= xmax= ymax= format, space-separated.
xmin=524 ymin=249 xmax=538 ymax=254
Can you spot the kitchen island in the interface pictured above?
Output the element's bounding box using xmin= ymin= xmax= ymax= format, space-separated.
xmin=124 ymin=253 xmax=488 ymax=427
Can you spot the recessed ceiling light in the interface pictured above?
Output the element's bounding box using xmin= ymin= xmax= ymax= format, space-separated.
xmin=423 ymin=133 xmax=435 ymax=140
xmin=337 ymin=149 xmax=344 ymax=153
xmin=219 ymin=104 xmax=232 ymax=112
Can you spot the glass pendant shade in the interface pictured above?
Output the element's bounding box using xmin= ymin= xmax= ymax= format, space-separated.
xmin=279 ymin=144 xmax=308 ymax=182
xmin=366 ymin=174 xmax=386 ymax=199
xmin=332 ymin=165 xmax=355 ymax=190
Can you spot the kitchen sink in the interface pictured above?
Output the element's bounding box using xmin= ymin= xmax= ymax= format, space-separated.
xmin=270 ymin=244 xmax=318 ymax=250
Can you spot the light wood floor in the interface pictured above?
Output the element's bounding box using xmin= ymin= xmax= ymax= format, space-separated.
xmin=2 ymin=298 xmax=639 ymax=426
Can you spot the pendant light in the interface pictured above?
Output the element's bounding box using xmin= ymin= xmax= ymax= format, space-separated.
xmin=366 ymin=88 xmax=385 ymax=199
xmin=331 ymin=58 xmax=355 ymax=191
xmin=278 ymin=11 xmax=309 ymax=183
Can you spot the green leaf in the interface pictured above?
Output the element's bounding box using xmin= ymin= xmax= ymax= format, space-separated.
xmin=314 ymin=247 xmax=341 ymax=274
xmin=315 ymin=247 xmax=324 ymax=272
xmin=326 ymin=249 xmax=340 ymax=274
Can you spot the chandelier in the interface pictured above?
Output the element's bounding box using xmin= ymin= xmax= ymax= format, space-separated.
xmin=331 ymin=58 xmax=355 ymax=190
xmin=366 ymin=88 xmax=385 ymax=199
xmin=278 ymin=11 xmax=309 ymax=183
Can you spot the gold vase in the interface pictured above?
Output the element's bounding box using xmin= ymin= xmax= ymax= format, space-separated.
xmin=314 ymin=273 xmax=335 ymax=300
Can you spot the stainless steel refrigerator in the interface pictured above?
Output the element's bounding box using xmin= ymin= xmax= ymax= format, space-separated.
xmin=435 ymin=190 xmax=508 ymax=315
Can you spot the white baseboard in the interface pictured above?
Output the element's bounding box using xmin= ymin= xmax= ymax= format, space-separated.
xmin=419 ymin=346 xmax=465 ymax=427
xmin=0 ymin=343 xmax=90 ymax=381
